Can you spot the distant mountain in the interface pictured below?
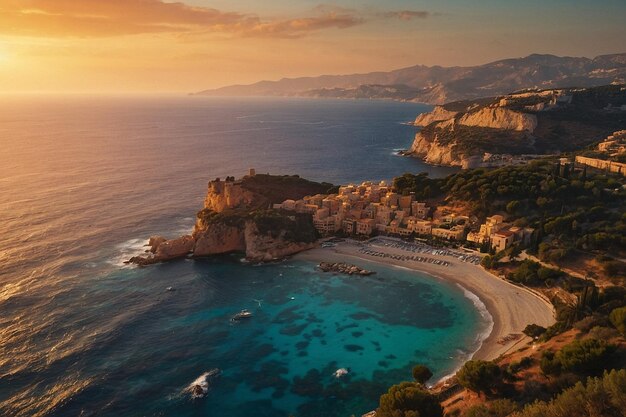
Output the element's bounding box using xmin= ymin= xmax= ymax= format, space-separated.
xmin=195 ymin=53 xmax=626 ymax=104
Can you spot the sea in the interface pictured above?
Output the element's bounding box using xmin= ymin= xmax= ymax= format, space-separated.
xmin=0 ymin=95 xmax=488 ymax=417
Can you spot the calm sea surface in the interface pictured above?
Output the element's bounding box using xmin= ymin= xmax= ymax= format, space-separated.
xmin=0 ymin=96 xmax=483 ymax=417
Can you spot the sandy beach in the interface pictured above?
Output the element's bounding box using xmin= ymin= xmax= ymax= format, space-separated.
xmin=295 ymin=238 xmax=555 ymax=362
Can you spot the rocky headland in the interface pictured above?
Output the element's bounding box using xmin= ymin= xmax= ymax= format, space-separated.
xmin=405 ymin=84 xmax=626 ymax=167
xmin=128 ymin=173 xmax=336 ymax=265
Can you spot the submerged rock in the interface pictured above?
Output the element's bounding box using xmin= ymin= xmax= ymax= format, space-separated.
xmin=318 ymin=262 xmax=375 ymax=276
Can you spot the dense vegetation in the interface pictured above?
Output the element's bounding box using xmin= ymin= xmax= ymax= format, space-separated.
xmin=512 ymin=369 xmax=626 ymax=417
xmin=540 ymin=338 xmax=617 ymax=376
xmin=241 ymin=174 xmax=337 ymax=206
xmin=395 ymin=159 xmax=626 ymax=261
xmin=377 ymin=381 xmax=443 ymax=417
xmin=419 ymin=124 xmax=533 ymax=156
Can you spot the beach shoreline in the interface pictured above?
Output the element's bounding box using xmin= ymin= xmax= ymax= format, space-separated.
xmin=294 ymin=239 xmax=555 ymax=363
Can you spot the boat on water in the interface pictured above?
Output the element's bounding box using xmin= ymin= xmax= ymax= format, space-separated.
xmin=231 ymin=309 xmax=253 ymax=321
xmin=333 ymin=368 xmax=349 ymax=378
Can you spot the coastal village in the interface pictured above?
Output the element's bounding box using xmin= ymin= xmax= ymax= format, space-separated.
xmin=273 ymin=178 xmax=534 ymax=253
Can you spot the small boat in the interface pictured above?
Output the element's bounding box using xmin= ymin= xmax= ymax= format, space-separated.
xmin=231 ymin=309 xmax=253 ymax=321
xmin=166 ymin=286 xmax=175 ymax=292
xmin=333 ymin=368 xmax=349 ymax=378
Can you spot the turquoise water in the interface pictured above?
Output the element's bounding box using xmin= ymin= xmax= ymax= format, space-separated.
xmin=51 ymin=257 xmax=484 ymax=417
xmin=0 ymin=96 xmax=481 ymax=417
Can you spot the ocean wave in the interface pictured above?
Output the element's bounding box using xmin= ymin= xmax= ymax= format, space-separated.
xmin=456 ymin=283 xmax=494 ymax=346
xmin=435 ymin=284 xmax=495 ymax=384
xmin=108 ymin=237 xmax=148 ymax=268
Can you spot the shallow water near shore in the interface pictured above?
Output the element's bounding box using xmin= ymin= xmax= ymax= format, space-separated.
xmin=0 ymin=96 xmax=478 ymax=416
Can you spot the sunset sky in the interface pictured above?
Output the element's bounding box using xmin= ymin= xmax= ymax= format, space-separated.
xmin=0 ymin=0 xmax=625 ymax=93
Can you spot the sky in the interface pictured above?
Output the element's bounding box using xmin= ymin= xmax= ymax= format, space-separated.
xmin=0 ymin=0 xmax=625 ymax=93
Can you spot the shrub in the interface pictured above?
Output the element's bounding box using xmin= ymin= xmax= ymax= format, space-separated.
xmin=376 ymin=382 xmax=443 ymax=417
xmin=609 ymin=306 xmax=626 ymax=335
xmin=513 ymin=369 xmax=626 ymax=417
xmin=573 ymin=314 xmax=609 ymax=333
xmin=523 ymin=324 xmax=546 ymax=339
xmin=465 ymin=399 xmax=518 ymax=417
xmin=540 ymin=338 xmax=616 ymax=376
xmin=457 ymin=360 xmax=502 ymax=395
xmin=588 ymin=326 xmax=620 ymax=340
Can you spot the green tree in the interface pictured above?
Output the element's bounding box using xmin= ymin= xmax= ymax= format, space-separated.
xmin=609 ymin=306 xmax=626 ymax=335
xmin=523 ymin=324 xmax=546 ymax=339
xmin=481 ymin=255 xmax=494 ymax=269
xmin=457 ymin=360 xmax=502 ymax=395
xmin=506 ymin=200 xmax=520 ymax=215
xmin=412 ymin=365 xmax=434 ymax=384
xmin=377 ymin=382 xmax=443 ymax=417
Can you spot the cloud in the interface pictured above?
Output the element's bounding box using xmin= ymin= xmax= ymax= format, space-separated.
xmin=243 ymin=12 xmax=363 ymax=39
xmin=0 ymin=0 xmax=363 ymax=38
xmin=382 ymin=10 xmax=431 ymax=21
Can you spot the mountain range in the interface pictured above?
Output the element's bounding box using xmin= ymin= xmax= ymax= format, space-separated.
xmin=195 ymin=53 xmax=626 ymax=104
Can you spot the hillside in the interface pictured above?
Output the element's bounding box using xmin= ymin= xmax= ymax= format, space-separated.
xmin=406 ymin=84 xmax=626 ymax=167
xmin=195 ymin=53 xmax=626 ymax=104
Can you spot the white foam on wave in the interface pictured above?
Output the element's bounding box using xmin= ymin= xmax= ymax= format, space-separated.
xmin=436 ymin=284 xmax=494 ymax=384
xmin=182 ymin=369 xmax=221 ymax=399
xmin=107 ymin=237 xmax=149 ymax=268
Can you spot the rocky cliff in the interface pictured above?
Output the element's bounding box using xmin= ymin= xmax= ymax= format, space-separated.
xmin=406 ymin=84 xmax=626 ymax=167
xmin=414 ymin=106 xmax=458 ymax=126
xmin=458 ymin=107 xmax=537 ymax=132
xmin=129 ymin=174 xmax=329 ymax=265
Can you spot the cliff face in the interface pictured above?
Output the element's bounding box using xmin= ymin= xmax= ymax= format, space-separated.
xmin=458 ymin=107 xmax=537 ymax=132
xmin=244 ymin=223 xmax=317 ymax=262
xmin=129 ymin=174 xmax=325 ymax=265
xmin=409 ymin=128 xmax=459 ymax=166
xmin=408 ymin=104 xmax=536 ymax=167
xmin=409 ymin=125 xmax=482 ymax=168
xmin=203 ymin=180 xmax=260 ymax=212
xmin=193 ymin=222 xmax=246 ymax=256
xmin=414 ymin=105 xmax=458 ymax=126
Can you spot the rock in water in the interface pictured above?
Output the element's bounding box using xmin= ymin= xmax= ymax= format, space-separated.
xmin=185 ymin=369 xmax=221 ymax=399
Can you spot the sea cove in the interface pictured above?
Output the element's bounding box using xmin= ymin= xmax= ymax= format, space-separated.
xmin=69 ymin=256 xmax=487 ymax=417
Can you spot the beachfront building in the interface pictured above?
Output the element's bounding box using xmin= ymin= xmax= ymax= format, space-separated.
xmin=489 ymin=226 xmax=536 ymax=252
xmin=356 ymin=219 xmax=376 ymax=236
xmin=278 ymin=180 xmax=437 ymax=239
xmin=467 ymin=215 xmax=505 ymax=244
xmin=491 ymin=229 xmax=515 ymax=252
xmin=431 ymin=225 xmax=466 ymax=241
